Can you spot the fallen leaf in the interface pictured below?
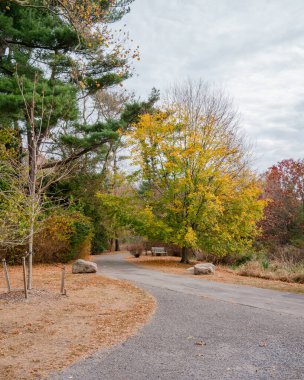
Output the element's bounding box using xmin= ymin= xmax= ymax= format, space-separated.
xmin=195 ymin=341 xmax=206 ymax=346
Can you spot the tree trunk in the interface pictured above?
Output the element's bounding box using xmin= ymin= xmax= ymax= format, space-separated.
xmin=109 ymin=238 xmax=114 ymax=252
xmin=0 ymin=40 xmax=8 ymax=60
xmin=27 ymin=165 xmax=35 ymax=290
xmin=27 ymin=240 xmax=33 ymax=290
xmin=115 ymin=238 xmax=120 ymax=252
xmin=27 ymin=123 xmax=37 ymax=290
xmin=180 ymin=247 xmax=190 ymax=264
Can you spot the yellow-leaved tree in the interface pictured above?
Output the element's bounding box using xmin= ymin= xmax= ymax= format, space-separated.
xmin=127 ymin=81 xmax=265 ymax=263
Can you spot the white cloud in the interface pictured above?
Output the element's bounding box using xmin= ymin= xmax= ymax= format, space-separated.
xmin=119 ymin=0 xmax=304 ymax=171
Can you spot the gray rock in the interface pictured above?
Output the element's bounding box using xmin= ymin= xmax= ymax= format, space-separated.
xmin=194 ymin=263 xmax=215 ymax=275
xmin=72 ymin=259 xmax=97 ymax=274
xmin=186 ymin=267 xmax=194 ymax=274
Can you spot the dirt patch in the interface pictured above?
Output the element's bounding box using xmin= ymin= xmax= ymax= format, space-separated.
xmin=0 ymin=264 xmax=155 ymax=380
xmin=127 ymin=255 xmax=304 ymax=294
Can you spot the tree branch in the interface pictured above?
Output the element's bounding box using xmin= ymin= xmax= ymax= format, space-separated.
xmin=40 ymin=139 xmax=111 ymax=169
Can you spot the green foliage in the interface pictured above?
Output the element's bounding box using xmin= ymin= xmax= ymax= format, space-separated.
xmin=96 ymin=192 xmax=134 ymax=240
xmin=261 ymin=258 xmax=270 ymax=270
xmin=127 ymin=108 xmax=265 ymax=261
xmin=49 ymin=172 xmax=110 ymax=253
xmin=0 ymin=0 xmax=141 ymax=168
xmin=1 ymin=209 xmax=93 ymax=264
xmin=91 ymin=225 xmax=109 ymax=253
xmin=0 ymin=154 xmax=34 ymax=247
xmin=0 ymin=2 xmax=79 ymax=127
xmin=69 ymin=219 xmax=93 ymax=261
xmin=0 ymin=185 xmax=32 ymax=247
xmin=37 ymin=210 xmax=93 ymax=263
xmin=130 ymin=206 xmax=173 ymax=242
xmin=0 ymin=0 xmax=149 ymax=265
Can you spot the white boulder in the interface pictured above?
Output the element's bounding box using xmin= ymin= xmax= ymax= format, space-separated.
xmin=72 ymin=259 xmax=97 ymax=274
xmin=193 ymin=263 xmax=215 ymax=275
xmin=186 ymin=267 xmax=194 ymax=274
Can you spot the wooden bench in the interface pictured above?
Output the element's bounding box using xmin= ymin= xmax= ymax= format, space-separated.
xmin=151 ymin=247 xmax=167 ymax=256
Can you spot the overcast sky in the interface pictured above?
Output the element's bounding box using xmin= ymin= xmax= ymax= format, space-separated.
xmin=119 ymin=0 xmax=304 ymax=172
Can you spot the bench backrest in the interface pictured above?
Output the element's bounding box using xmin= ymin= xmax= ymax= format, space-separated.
xmin=151 ymin=247 xmax=166 ymax=253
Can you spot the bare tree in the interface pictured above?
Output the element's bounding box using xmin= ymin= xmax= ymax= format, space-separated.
xmin=15 ymin=73 xmax=74 ymax=289
xmin=165 ymin=79 xmax=248 ymax=179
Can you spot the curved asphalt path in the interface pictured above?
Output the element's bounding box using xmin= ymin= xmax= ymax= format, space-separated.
xmin=51 ymin=254 xmax=304 ymax=380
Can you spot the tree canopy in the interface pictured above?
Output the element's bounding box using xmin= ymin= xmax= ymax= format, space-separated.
xmin=126 ymin=82 xmax=265 ymax=262
xmin=260 ymin=159 xmax=304 ymax=247
xmin=0 ymin=0 xmax=138 ymax=168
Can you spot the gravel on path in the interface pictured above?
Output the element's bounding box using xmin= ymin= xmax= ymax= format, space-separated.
xmin=50 ymin=254 xmax=304 ymax=380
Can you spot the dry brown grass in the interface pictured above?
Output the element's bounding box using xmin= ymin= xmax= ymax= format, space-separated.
xmin=237 ymin=260 xmax=304 ymax=284
xmin=127 ymin=255 xmax=304 ymax=294
xmin=0 ymin=263 xmax=155 ymax=380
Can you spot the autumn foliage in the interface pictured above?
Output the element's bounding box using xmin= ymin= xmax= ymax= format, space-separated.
xmin=259 ymin=159 xmax=304 ymax=247
xmin=127 ymin=82 xmax=265 ymax=262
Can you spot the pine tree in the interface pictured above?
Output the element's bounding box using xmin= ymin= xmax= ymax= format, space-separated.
xmin=0 ymin=0 xmax=136 ymax=165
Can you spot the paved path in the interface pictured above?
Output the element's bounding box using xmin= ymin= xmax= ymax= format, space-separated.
xmin=51 ymin=254 xmax=304 ymax=380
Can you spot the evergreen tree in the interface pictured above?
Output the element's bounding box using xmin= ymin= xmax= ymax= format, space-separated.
xmin=0 ymin=0 xmax=136 ymax=167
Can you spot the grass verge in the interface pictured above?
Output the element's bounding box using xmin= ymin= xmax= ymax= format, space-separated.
xmin=127 ymin=255 xmax=304 ymax=294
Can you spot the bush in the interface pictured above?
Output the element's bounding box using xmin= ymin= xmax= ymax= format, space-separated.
xmin=36 ymin=211 xmax=93 ymax=263
xmin=269 ymin=245 xmax=304 ymax=265
xmin=194 ymin=249 xmax=253 ymax=266
xmin=91 ymin=225 xmax=108 ymax=254
xmin=0 ymin=246 xmax=24 ymax=265
xmin=127 ymin=243 xmax=144 ymax=258
xmin=0 ymin=211 xmax=93 ymax=264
